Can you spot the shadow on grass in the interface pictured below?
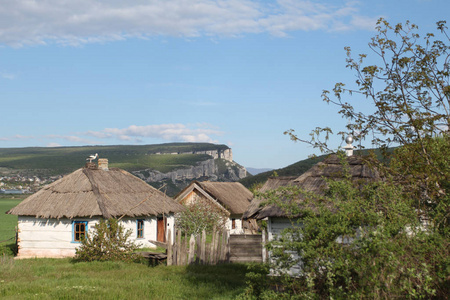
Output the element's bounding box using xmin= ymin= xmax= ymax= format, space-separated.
xmin=0 ymin=242 xmax=17 ymax=256
xmin=182 ymin=263 xmax=251 ymax=298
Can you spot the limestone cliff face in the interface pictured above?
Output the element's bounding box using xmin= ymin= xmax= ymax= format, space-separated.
xmin=130 ymin=147 xmax=246 ymax=196
xmin=133 ymin=158 xmax=247 ymax=183
xmin=132 ymin=158 xmax=247 ymax=196
xmin=161 ymin=148 xmax=233 ymax=162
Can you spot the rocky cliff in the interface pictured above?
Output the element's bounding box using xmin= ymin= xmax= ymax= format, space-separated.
xmin=132 ymin=157 xmax=247 ymax=196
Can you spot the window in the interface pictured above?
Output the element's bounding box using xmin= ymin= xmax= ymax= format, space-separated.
xmin=73 ymin=221 xmax=87 ymax=242
xmin=137 ymin=219 xmax=144 ymax=239
xmin=232 ymin=219 xmax=236 ymax=229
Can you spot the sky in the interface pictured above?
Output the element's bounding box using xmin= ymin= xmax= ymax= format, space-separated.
xmin=0 ymin=0 xmax=448 ymax=169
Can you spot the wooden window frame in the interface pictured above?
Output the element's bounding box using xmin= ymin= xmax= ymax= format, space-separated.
xmin=72 ymin=221 xmax=88 ymax=243
xmin=231 ymin=218 xmax=236 ymax=229
xmin=137 ymin=219 xmax=144 ymax=239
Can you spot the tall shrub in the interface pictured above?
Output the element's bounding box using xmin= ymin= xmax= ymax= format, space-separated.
xmin=74 ymin=218 xmax=139 ymax=262
xmin=175 ymin=199 xmax=228 ymax=236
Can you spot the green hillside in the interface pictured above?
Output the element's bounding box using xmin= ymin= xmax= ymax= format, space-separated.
xmin=240 ymin=148 xmax=392 ymax=189
xmin=0 ymin=143 xmax=229 ymax=176
xmin=239 ymin=155 xmax=326 ymax=188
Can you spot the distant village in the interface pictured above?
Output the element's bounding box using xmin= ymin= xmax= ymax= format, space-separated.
xmin=0 ymin=174 xmax=62 ymax=194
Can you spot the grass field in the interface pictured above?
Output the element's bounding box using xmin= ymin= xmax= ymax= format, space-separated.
xmin=0 ymin=196 xmax=23 ymax=250
xmin=0 ymin=196 xmax=252 ymax=299
xmin=0 ymin=258 xmax=251 ymax=299
xmin=0 ymin=143 xmax=227 ymax=175
xmin=0 ymin=196 xmax=23 ymax=256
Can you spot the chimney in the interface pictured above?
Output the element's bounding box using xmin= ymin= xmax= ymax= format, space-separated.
xmin=98 ymin=158 xmax=109 ymax=171
xmin=343 ymin=135 xmax=354 ymax=157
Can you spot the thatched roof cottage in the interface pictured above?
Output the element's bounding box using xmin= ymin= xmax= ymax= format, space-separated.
xmin=243 ymin=153 xmax=381 ymax=274
xmin=244 ymin=154 xmax=380 ymax=220
xmin=7 ymin=159 xmax=184 ymax=258
xmin=175 ymin=181 xmax=253 ymax=234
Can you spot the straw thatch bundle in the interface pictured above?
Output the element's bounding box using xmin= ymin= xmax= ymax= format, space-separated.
xmin=243 ymin=154 xmax=381 ymax=220
xmin=177 ymin=181 xmax=253 ymax=215
xmin=7 ymin=167 xmax=184 ymax=219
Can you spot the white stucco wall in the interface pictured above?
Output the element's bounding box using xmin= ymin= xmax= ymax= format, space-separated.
xmin=268 ymin=217 xmax=303 ymax=276
xmin=225 ymin=216 xmax=244 ymax=234
xmin=16 ymin=214 xmax=176 ymax=259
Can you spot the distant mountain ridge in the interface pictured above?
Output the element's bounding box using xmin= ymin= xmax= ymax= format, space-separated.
xmin=0 ymin=143 xmax=248 ymax=196
xmin=246 ymin=167 xmax=274 ymax=175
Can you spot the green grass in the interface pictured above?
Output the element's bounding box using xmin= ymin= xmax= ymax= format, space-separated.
xmin=0 ymin=143 xmax=228 ymax=175
xmin=0 ymin=196 xmax=23 ymax=255
xmin=0 ymin=258 xmax=250 ymax=299
xmin=0 ymin=197 xmax=251 ymax=299
xmin=0 ymin=196 xmax=23 ymax=240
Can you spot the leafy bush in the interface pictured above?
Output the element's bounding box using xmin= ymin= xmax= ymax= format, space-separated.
xmin=74 ymin=218 xmax=139 ymax=262
xmin=251 ymin=153 xmax=449 ymax=299
xmin=249 ymin=18 xmax=450 ymax=299
xmin=175 ymin=199 xmax=228 ymax=236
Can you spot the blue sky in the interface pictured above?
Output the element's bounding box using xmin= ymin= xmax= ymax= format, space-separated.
xmin=0 ymin=0 xmax=448 ymax=169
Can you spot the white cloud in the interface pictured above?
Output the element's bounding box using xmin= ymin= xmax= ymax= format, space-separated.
xmin=0 ymin=123 xmax=221 ymax=146
xmin=44 ymin=134 xmax=99 ymax=144
xmin=0 ymin=0 xmax=376 ymax=46
xmin=46 ymin=142 xmax=62 ymax=147
xmin=1 ymin=72 xmax=16 ymax=80
xmin=86 ymin=123 xmax=222 ymax=143
xmin=0 ymin=134 xmax=34 ymax=141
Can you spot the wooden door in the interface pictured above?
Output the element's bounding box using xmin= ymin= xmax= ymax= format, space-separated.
xmin=157 ymin=216 xmax=166 ymax=242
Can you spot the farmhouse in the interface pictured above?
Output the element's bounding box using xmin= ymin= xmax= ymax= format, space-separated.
xmin=243 ymin=153 xmax=381 ymax=274
xmin=7 ymin=159 xmax=184 ymax=258
xmin=175 ymin=181 xmax=253 ymax=234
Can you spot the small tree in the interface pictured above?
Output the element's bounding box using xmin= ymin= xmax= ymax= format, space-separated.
xmin=259 ymin=155 xmax=448 ymax=298
xmin=74 ymin=218 xmax=139 ymax=262
xmin=245 ymin=19 xmax=450 ymax=299
xmin=175 ymin=199 xmax=228 ymax=236
xmin=284 ymin=18 xmax=449 ymax=229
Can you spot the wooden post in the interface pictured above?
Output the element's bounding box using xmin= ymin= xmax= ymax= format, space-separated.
xmin=176 ymin=229 xmax=182 ymax=266
xmin=200 ymin=230 xmax=206 ymax=264
xmin=209 ymin=227 xmax=216 ymax=264
xmin=179 ymin=234 xmax=185 ymax=265
xmin=167 ymin=229 xmax=173 ymax=266
xmin=195 ymin=234 xmax=201 ymax=264
xmin=213 ymin=230 xmax=220 ymax=264
xmin=262 ymin=228 xmax=266 ymax=263
xmin=188 ymin=234 xmax=196 ymax=264
xmin=220 ymin=229 xmax=227 ymax=263
xmin=226 ymin=231 xmax=230 ymax=263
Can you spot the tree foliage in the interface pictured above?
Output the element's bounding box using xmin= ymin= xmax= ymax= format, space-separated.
xmin=246 ymin=19 xmax=450 ymax=299
xmin=284 ymin=18 xmax=449 ymax=231
xmin=256 ymin=155 xmax=449 ymax=299
xmin=175 ymin=199 xmax=228 ymax=236
xmin=74 ymin=218 xmax=139 ymax=262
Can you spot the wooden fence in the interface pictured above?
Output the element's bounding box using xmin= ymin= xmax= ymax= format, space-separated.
xmin=229 ymin=234 xmax=263 ymax=263
xmin=164 ymin=228 xmax=266 ymax=266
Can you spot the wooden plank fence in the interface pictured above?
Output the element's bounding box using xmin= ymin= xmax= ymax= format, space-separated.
xmin=164 ymin=228 xmax=266 ymax=266
xmin=229 ymin=234 xmax=263 ymax=263
xmin=166 ymin=228 xmax=230 ymax=266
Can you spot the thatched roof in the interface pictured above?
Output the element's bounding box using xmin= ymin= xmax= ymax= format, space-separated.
xmin=243 ymin=154 xmax=381 ymax=219
xmin=7 ymin=167 xmax=184 ymax=219
xmin=243 ymin=176 xmax=298 ymax=219
xmin=259 ymin=176 xmax=298 ymax=193
xmin=176 ymin=181 xmax=253 ymax=215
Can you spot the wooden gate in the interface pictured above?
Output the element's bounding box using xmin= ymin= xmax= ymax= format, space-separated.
xmin=229 ymin=234 xmax=263 ymax=263
xmin=165 ymin=230 xmax=266 ymax=265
